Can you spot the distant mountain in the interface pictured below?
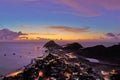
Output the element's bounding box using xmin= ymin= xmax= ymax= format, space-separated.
xmin=43 ymin=40 xmax=62 ymax=49
xmin=107 ymin=44 xmax=120 ymax=57
xmin=62 ymin=42 xmax=83 ymax=52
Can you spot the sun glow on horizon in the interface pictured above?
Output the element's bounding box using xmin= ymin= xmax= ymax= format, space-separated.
xmin=15 ymin=32 xmax=106 ymax=41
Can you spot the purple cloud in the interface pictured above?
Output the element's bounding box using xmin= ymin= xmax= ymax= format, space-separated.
xmin=106 ymin=33 xmax=119 ymax=39
xmin=55 ymin=0 xmax=120 ymax=17
xmin=106 ymin=33 xmax=116 ymax=37
xmin=84 ymin=0 xmax=120 ymax=10
xmin=56 ymin=0 xmax=101 ymax=17
xmin=0 ymin=28 xmax=26 ymax=40
xmin=117 ymin=33 xmax=120 ymax=36
xmin=0 ymin=0 xmax=120 ymax=17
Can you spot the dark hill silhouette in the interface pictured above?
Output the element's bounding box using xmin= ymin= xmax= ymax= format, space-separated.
xmin=76 ymin=44 xmax=120 ymax=64
xmin=107 ymin=45 xmax=120 ymax=58
xmin=43 ymin=40 xmax=62 ymax=49
xmin=62 ymin=42 xmax=83 ymax=52
xmin=80 ymin=45 xmax=107 ymax=58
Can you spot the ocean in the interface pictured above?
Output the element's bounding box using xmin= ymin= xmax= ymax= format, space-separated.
xmin=0 ymin=41 xmax=46 ymax=75
xmin=0 ymin=41 xmax=118 ymax=75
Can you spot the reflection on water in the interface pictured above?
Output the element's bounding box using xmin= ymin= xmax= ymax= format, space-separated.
xmin=0 ymin=42 xmax=45 ymax=75
xmin=86 ymin=58 xmax=99 ymax=63
xmin=34 ymin=46 xmax=41 ymax=51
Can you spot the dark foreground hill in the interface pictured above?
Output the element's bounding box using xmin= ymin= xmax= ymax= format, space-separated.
xmin=76 ymin=44 xmax=120 ymax=64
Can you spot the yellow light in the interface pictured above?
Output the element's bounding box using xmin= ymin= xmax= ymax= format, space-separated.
xmin=6 ymin=70 xmax=23 ymax=77
xmin=39 ymin=71 xmax=44 ymax=77
xmin=64 ymin=72 xmax=71 ymax=79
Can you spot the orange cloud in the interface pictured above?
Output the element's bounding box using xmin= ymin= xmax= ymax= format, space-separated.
xmin=47 ymin=26 xmax=90 ymax=33
xmin=26 ymin=33 xmax=56 ymax=35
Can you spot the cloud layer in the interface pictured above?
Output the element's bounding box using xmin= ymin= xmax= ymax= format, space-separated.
xmin=57 ymin=0 xmax=120 ymax=16
xmin=106 ymin=32 xmax=120 ymax=39
xmin=0 ymin=0 xmax=120 ymax=17
xmin=0 ymin=29 xmax=25 ymax=40
xmin=47 ymin=26 xmax=90 ymax=33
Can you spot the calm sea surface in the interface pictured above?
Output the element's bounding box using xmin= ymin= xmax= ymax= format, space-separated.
xmin=0 ymin=41 xmax=118 ymax=75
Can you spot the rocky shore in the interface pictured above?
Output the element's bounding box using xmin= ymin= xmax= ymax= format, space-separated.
xmin=1 ymin=41 xmax=120 ymax=80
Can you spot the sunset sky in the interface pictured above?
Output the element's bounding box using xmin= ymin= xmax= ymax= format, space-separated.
xmin=0 ymin=0 xmax=120 ymax=41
